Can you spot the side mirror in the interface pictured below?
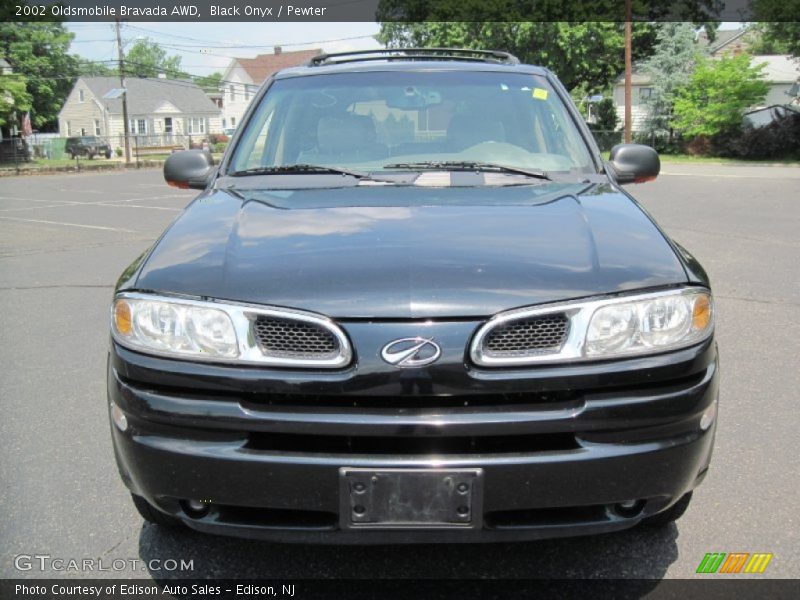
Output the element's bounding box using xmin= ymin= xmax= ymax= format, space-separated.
xmin=608 ymin=143 xmax=660 ymax=184
xmin=164 ymin=150 xmax=215 ymax=190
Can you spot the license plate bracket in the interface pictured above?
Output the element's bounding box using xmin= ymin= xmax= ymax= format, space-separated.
xmin=340 ymin=468 xmax=483 ymax=529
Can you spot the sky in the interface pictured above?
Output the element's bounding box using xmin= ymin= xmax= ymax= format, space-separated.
xmin=65 ymin=22 xmax=383 ymax=76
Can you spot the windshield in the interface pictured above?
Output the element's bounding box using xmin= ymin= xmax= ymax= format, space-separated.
xmin=229 ymin=71 xmax=596 ymax=178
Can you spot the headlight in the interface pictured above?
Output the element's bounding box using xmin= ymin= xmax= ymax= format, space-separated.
xmin=112 ymin=296 xmax=238 ymax=358
xmin=471 ymin=287 xmax=713 ymax=366
xmin=111 ymin=293 xmax=352 ymax=367
xmin=585 ymin=289 xmax=712 ymax=358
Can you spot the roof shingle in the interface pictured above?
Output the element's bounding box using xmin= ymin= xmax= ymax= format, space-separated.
xmin=234 ymin=49 xmax=321 ymax=84
xmin=80 ymin=77 xmax=220 ymax=115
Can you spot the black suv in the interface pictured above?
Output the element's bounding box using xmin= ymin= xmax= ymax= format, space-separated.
xmin=65 ymin=136 xmax=112 ymax=159
xmin=108 ymin=49 xmax=717 ymax=543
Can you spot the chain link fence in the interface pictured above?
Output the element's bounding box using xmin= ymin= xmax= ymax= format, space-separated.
xmin=589 ymin=129 xmax=683 ymax=153
xmin=1 ymin=132 xmax=229 ymax=172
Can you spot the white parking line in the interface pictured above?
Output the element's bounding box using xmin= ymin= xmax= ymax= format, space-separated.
xmin=0 ymin=216 xmax=137 ymax=232
xmin=95 ymin=203 xmax=181 ymax=211
xmin=660 ymin=171 xmax=800 ymax=179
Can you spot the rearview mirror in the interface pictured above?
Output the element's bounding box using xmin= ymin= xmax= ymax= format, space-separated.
xmin=164 ymin=150 xmax=215 ymax=190
xmin=608 ymin=144 xmax=660 ymax=184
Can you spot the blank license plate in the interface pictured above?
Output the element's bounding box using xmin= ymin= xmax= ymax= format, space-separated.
xmin=340 ymin=468 xmax=483 ymax=529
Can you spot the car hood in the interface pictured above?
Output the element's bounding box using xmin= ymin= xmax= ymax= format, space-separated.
xmin=133 ymin=182 xmax=687 ymax=318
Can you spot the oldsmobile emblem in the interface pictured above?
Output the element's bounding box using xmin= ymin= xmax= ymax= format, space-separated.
xmin=381 ymin=337 xmax=442 ymax=368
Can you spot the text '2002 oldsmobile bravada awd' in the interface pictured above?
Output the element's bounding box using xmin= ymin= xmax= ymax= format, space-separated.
xmin=108 ymin=49 xmax=717 ymax=543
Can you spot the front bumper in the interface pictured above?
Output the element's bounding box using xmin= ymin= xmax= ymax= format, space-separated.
xmin=108 ymin=322 xmax=718 ymax=544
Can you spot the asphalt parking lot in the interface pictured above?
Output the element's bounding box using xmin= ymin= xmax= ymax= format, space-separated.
xmin=1 ymin=164 xmax=798 ymax=580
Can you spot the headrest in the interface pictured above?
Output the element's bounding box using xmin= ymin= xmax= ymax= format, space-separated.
xmin=317 ymin=114 xmax=376 ymax=153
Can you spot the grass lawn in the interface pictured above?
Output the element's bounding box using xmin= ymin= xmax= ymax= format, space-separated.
xmin=602 ymin=151 xmax=800 ymax=166
xmin=658 ymin=154 xmax=800 ymax=165
xmin=1 ymin=152 xmax=226 ymax=173
xmin=0 ymin=157 xmax=122 ymax=171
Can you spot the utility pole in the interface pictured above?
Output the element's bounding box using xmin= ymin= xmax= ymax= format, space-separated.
xmin=115 ymin=19 xmax=131 ymax=164
xmin=624 ymin=0 xmax=633 ymax=143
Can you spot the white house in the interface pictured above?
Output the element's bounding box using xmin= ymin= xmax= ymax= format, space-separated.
xmin=58 ymin=76 xmax=222 ymax=149
xmin=220 ymin=47 xmax=320 ymax=131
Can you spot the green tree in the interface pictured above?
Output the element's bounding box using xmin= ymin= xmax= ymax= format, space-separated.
xmin=124 ymin=38 xmax=187 ymax=79
xmin=0 ymin=21 xmax=77 ymax=129
xmin=194 ymin=71 xmax=223 ymax=92
xmin=75 ymin=58 xmax=116 ymax=77
xmin=751 ymin=0 xmax=800 ymax=57
xmin=750 ymin=22 xmax=800 ymax=57
xmin=672 ymin=54 xmax=770 ymax=138
xmin=594 ymin=97 xmax=618 ymax=131
xmin=377 ymin=21 xmax=659 ymax=93
xmin=0 ymin=73 xmax=32 ymax=129
xmin=642 ymin=23 xmax=704 ymax=137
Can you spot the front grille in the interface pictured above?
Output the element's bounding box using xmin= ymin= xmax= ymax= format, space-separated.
xmin=483 ymin=313 xmax=569 ymax=357
xmin=252 ymin=316 xmax=339 ymax=359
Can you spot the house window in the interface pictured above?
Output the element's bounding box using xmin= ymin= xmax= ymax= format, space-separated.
xmin=187 ymin=117 xmax=206 ymax=134
xmin=230 ymin=117 xmax=236 ymax=127
xmin=80 ymin=127 xmax=87 ymax=136
xmin=66 ymin=121 xmax=71 ymax=136
xmin=79 ymin=89 xmax=84 ymax=103
xmin=94 ymin=119 xmax=101 ymax=135
xmin=244 ymin=85 xmax=250 ymax=101
xmin=222 ymin=118 xmax=227 ymax=129
xmin=164 ymin=117 xmax=173 ymax=134
xmin=639 ymin=88 xmax=653 ymax=103
xmin=229 ymin=84 xmax=236 ymax=101
xmin=129 ymin=119 xmax=147 ymax=134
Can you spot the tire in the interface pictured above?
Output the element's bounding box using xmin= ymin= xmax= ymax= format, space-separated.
xmin=88 ymin=152 xmax=95 ymax=160
xmin=130 ymin=493 xmax=182 ymax=528
xmin=69 ymin=152 xmax=76 ymax=160
xmin=105 ymin=150 xmax=112 ymax=159
xmin=643 ymin=492 xmax=693 ymax=527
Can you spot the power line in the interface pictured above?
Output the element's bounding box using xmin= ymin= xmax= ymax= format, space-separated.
xmin=135 ymin=34 xmax=375 ymax=50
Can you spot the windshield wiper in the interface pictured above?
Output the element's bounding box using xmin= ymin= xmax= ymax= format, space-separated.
xmin=383 ymin=161 xmax=551 ymax=180
xmin=229 ymin=164 xmax=371 ymax=179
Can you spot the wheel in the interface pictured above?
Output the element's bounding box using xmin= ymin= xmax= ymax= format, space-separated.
xmin=130 ymin=493 xmax=182 ymax=527
xmin=643 ymin=492 xmax=693 ymax=527
xmin=69 ymin=152 xmax=76 ymax=160
xmin=105 ymin=150 xmax=112 ymax=159
xmin=88 ymin=152 xmax=95 ymax=160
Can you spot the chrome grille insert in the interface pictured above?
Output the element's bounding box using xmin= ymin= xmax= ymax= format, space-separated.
xmin=253 ymin=316 xmax=339 ymax=359
xmin=483 ymin=314 xmax=569 ymax=357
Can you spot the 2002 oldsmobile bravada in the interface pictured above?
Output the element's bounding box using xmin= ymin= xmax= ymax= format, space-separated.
xmin=108 ymin=49 xmax=717 ymax=543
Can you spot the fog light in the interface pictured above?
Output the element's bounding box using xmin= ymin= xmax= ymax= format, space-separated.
xmin=181 ymin=499 xmax=210 ymax=518
xmin=110 ymin=402 xmax=128 ymax=432
xmin=700 ymin=401 xmax=717 ymax=431
xmin=613 ymin=500 xmax=645 ymax=518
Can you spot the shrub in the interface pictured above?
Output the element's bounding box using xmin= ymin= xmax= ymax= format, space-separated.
xmin=208 ymin=133 xmax=229 ymax=144
xmin=213 ymin=142 xmax=228 ymax=153
xmin=711 ymin=113 xmax=800 ymax=159
xmin=672 ymin=54 xmax=769 ymax=139
xmin=115 ymin=147 xmax=122 ymax=157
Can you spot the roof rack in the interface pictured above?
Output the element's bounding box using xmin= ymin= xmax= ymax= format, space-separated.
xmin=307 ymin=48 xmax=520 ymax=67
